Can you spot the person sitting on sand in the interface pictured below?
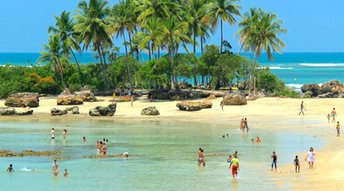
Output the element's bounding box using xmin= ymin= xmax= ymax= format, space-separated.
xmin=305 ymin=147 xmax=316 ymax=169
xmin=53 ymin=160 xmax=59 ymax=176
xmin=7 ymin=164 xmax=14 ymax=172
xmin=229 ymin=156 xmax=239 ymax=178
xmin=271 ymin=151 xmax=277 ymax=171
xmin=64 ymin=169 xmax=69 ymax=177
xmin=336 ymin=121 xmax=341 ymax=136
xmin=327 ymin=114 xmax=331 ymax=123
xmin=294 ymin=155 xmax=300 ymax=173
xmin=331 ymin=108 xmax=337 ymax=123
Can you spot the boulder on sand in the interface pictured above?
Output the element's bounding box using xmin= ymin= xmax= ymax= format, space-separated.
xmin=320 ymin=80 xmax=344 ymax=93
xmin=5 ymin=92 xmax=39 ymax=107
xmin=57 ymin=94 xmax=84 ymax=105
xmin=0 ymin=107 xmax=16 ymax=115
xmin=141 ymin=106 xmax=160 ymax=116
xmin=15 ymin=107 xmax=34 ymax=115
xmin=176 ymin=100 xmax=213 ymax=111
xmin=301 ymin=84 xmax=321 ymax=97
xmin=50 ymin=108 xmax=68 ymax=116
xmin=75 ymin=86 xmax=97 ymax=102
xmin=65 ymin=106 xmax=80 ymax=114
xmin=221 ymin=93 xmax=247 ymax=105
xmin=89 ymin=104 xmax=117 ymax=116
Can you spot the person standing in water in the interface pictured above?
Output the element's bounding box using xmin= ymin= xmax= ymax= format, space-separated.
xmin=305 ymin=147 xmax=316 ymax=169
xmin=7 ymin=164 xmax=14 ymax=172
xmin=271 ymin=151 xmax=277 ymax=171
xmin=63 ymin=129 xmax=67 ymax=139
xmin=299 ymin=101 xmax=305 ymax=116
xmin=64 ymin=169 xmax=69 ymax=177
xmin=336 ymin=121 xmax=341 ymax=136
xmin=327 ymin=114 xmax=331 ymax=123
xmin=243 ymin=118 xmax=249 ymax=133
xmin=294 ymin=155 xmax=300 ymax=173
xmin=197 ymin=148 xmax=206 ymax=167
xmin=52 ymin=160 xmax=59 ymax=176
xmin=229 ymin=156 xmax=239 ymax=178
xmin=51 ymin=128 xmax=56 ymax=140
xmin=331 ymin=108 xmax=337 ymax=123
xmin=240 ymin=119 xmax=244 ymax=132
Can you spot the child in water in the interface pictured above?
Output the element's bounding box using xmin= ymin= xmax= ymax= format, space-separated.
xmin=227 ymin=155 xmax=232 ymax=163
xmin=294 ymin=155 xmax=300 ymax=173
xmin=256 ymin=137 xmax=261 ymax=143
xmin=64 ymin=169 xmax=69 ymax=177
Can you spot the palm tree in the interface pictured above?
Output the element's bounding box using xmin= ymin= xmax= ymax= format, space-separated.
xmin=161 ymin=16 xmax=191 ymax=89
xmin=74 ymin=0 xmax=112 ymax=68
xmin=236 ymin=8 xmax=287 ymax=60
xmin=110 ymin=0 xmax=136 ymax=56
xmin=48 ymin=11 xmax=83 ymax=79
xmin=38 ymin=35 xmax=67 ymax=89
xmin=74 ymin=0 xmax=112 ymax=88
xmin=203 ymin=0 xmax=241 ymax=53
xmin=134 ymin=0 xmax=179 ymax=23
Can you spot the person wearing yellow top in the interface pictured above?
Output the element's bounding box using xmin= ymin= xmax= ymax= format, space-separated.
xmin=229 ymin=157 xmax=239 ymax=178
xmin=336 ymin=121 xmax=340 ymax=136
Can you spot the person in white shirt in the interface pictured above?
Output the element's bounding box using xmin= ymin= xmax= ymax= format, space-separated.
xmin=51 ymin=128 xmax=56 ymax=140
xmin=305 ymin=147 xmax=316 ymax=168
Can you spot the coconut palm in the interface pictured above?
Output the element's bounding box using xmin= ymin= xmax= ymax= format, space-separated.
xmin=203 ymin=0 xmax=241 ymax=53
xmin=74 ymin=0 xmax=112 ymax=68
xmin=134 ymin=0 xmax=179 ymax=23
xmin=48 ymin=11 xmax=82 ymax=78
xmin=110 ymin=0 xmax=137 ymax=56
xmin=38 ymin=35 xmax=67 ymax=88
xmin=236 ymin=8 xmax=287 ymax=60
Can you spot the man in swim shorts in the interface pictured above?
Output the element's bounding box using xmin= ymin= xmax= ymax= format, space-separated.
xmin=331 ymin=108 xmax=337 ymax=123
xmin=229 ymin=156 xmax=239 ymax=178
xmin=51 ymin=128 xmax=55 ymax=140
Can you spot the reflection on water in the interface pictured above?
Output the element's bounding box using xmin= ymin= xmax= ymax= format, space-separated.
xmin=0 ymin=120 xmax=323 ymax=191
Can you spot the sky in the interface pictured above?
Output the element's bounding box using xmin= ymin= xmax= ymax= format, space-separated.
xmin=0 ymin=0 xmax=344 ymax=53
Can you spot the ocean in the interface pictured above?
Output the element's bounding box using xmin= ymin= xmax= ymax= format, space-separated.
xmin=1 ymin=52 xmax=344 ymax=89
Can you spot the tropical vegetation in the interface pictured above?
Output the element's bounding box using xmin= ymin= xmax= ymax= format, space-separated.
xmin=0 ymin=0 xmax=292 ymax=99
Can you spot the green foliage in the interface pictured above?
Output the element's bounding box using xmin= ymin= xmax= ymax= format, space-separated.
xmin=256 ymin=68 xmax=284 ymax=93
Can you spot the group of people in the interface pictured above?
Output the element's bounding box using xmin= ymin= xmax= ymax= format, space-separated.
xmin=96 ymin=139 xmax=109 ymax=157
xmin=52 ymin=160 xmax=68 ymax=177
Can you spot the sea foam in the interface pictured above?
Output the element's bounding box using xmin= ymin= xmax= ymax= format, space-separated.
xmin=300 ymin=63 xmax=344 ymax=67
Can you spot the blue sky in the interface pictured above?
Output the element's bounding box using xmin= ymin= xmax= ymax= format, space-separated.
xmin=0 ymin=0 xmax=343 ymax=53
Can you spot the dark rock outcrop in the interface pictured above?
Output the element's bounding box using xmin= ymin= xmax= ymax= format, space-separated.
xmin=141 ymin=106 xmax=160 ymax=116
xmin=0 ymin=107 xmax=16 ymax=115
xmin=15 ymin=108 xmax=34 ymax=115
xmin=5 ymin=93 xmax=39 ymax=107
xmin=222 ymin=93 xmax=247 ymax=105
xmin=65 ymin=106 xmax=80 ymax=114
xmin=89 ymin=104 xmax=116 ymax=116
xmin=0 ymin=150 xmax=62 ymax=157
xmin=301 ymin=84 xmax=321 ymax=97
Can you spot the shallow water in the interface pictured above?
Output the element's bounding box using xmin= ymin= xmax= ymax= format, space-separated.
xmin=0 ymin=120 xmax=323 ymax=191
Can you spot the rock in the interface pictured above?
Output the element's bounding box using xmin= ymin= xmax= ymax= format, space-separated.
xmin=5 ymin=92 xmax=39 ymax=107
xmin=75 ymin=86 xmax=97 ymax=102
xmin=148 ymin=89 xmax=189 ymax=101
xmin=89 ymin=104 xmax=116 ymax=116
xmin=57 ymin=95 xmax=84 ymax=105
xmin=176 ymin=100 xmax=213 ymax=111
xmin=207 ymin=94 xmax=217 ymax=99
xmin=321 ymin=80 xmax=344 ymax=93
xmin=112 ymin=95 xmax=133 ymax=102
xmin=50 ymin=108 xmax=68 ymax=116
xmin=0 ymin=150 xmax=62 ymax=157
xmin=317 ymin=92 xmax=338 ymax=98
xmin=0 ymin=107 xmax=16 ymax=115
xmin=141 ymin=106 xmax=160 ymax=116
xmin=66 ymin=106 xmax=79 ymax=114
xmin=222 ymin=93 xmax=247 ymax=105
xmin=15 ymin=108 xmax=34 ymax=115
xmin=179 ymin=82 xmax=192 ymax=89
xmin=301 ymin=84 xmax=321 ymax=97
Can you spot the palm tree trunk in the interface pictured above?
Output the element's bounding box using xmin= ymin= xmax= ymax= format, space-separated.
xmin=148 ymin=41 xmax=152 ymax=60
xmin=158 ymin=46 xmax=161 ymax=58
xmin=220 ymin=19 xmax=223 ymax=53
xmin=128 ymin=31 xmax=132 ymax=56
xmin=200 ymin=36 xmax=204 ymax=55
xmin=123 ymin=34 xmax=128 ymax=56
xmin=69 ymin=47 xmax=83 ymax=83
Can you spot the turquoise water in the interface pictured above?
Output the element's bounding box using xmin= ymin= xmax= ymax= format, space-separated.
xmin=0 ymin=120 xmax=323 ymax=191
xmin=1 ymin=52 xmax=344 ymax=88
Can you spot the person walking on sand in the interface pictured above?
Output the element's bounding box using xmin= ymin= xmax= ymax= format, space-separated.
xmin=305 ymin=147 xmax=316 ymax=169
xmin=331 ymin=108 xmax=337 ymax=123
xmin=294 ymin=155 xmax=300 ymax=173
xmin=229 ymin=156 xmax=239 ymax=178
xmin=299 ymin=101 xmax=305 ymax=116
xmin=336 ymin=121 xmax=341 ymax=136
xmin=52 ymin=160 xmax=59 ymax=176
xmin=271 ymin=151 xmax=277 ymax=171
xmin=220 ymin=100 xmax=224 ymax=111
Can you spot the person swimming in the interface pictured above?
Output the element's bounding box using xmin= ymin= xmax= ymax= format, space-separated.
xmin=7 ymin=164 xmax=14 ymax=172
xmin=64 ymin=169 xmax=69 ymax=177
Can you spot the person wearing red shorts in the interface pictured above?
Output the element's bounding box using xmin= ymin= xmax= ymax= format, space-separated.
xmin=229 ymin=156 xmax=239 ymax=178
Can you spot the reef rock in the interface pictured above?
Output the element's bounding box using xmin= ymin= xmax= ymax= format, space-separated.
xmin=5 ymin=92 xmax=39 ymax=107
xmin=50 ymin=108 xmax=68 ymax=116
xmin=89 ymin=104 xmax=116 ymax=116
xmin=141 ymin=106 xmax=160 ymax=116
xmin=176 ymin=100 xmax=213 ymax=111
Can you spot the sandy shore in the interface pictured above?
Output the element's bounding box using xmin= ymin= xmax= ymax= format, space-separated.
xmin=1 ymin=96 xmax=343 ymax=190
